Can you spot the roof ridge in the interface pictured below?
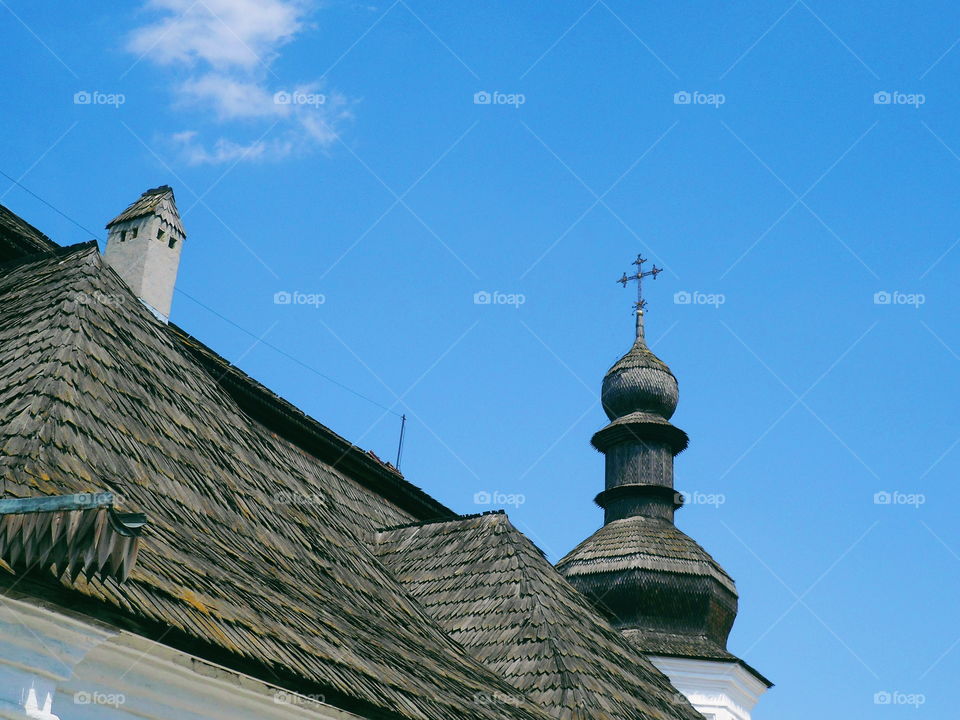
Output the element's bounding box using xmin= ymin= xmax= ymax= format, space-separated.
xmin=377 ymin=510 xmax=505 ymax=534
xmin=0 ymin=202 xmax=61 ymax=263
xmin=492 ymin=520 xmax=708 ymax=716
xmin=168 ymin=323 xmax=457 ymax=523
xmin=0 ymin=239 xmax=96 ymax=274
xmin=2 ymin=241 xmax=102 ymax=396
xmin=491 ymin=518 xmax=586 ymax=696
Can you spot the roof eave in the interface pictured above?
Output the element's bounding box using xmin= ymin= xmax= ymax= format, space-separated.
xmin=648 ymin=651 xmax=774 ymax=689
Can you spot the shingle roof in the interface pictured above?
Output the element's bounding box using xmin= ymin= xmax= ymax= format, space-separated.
xmin=170 ymin=323 xmax=455 ymax=530
xmin=556 ymin=515 xmax=739 ymax=663
xmin=557 ymin=516 xmax=736 ymax=594
xmin=0 ymin=241 xmax=551 ymax=720
xmin=375 ymin=512 xmax=704 ymax=720
xmin=607 ymin=336 xmax=674 ymax=377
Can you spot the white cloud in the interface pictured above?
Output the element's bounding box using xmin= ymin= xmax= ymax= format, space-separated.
xmin=128 ymin=0 xmax=306 ymax=69
xmin=128 ymin=0 xmax=350 ymax=164
xmin=172 ymin=132 xmax=288 ymax=164
xmin=170 ymin=92 xmax=353 ymax=165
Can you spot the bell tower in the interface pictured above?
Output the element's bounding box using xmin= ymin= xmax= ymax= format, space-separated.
xmin=104 ymin=185 xmax=186 ymax=321
xmin=557 ymin=255 xmax=771 ymax=720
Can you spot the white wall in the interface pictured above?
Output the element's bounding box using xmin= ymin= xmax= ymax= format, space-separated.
xmin=0 ymin=595 xmax=362 ymax=720
xmin=649 ymin=655 xmax=769 ymax=720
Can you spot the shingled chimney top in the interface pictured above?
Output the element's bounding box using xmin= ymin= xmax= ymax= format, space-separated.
xmin=104 ymin=186 xmax=186 ymax=322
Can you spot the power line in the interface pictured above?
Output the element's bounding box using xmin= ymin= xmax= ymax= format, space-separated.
xmin=0 ymin=170 xmax=404 ymax=419
xmin=175 ymin=287 xmax=403 ymax=417
xmin=0 ymin=168 xmax=102 ymax=239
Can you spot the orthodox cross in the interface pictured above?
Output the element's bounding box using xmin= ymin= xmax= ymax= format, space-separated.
xmin=617 ymin=254 xmax=662 ymax=312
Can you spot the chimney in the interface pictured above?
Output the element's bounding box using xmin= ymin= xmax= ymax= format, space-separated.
xmin=104 ymin=185 xmax=186 ymax=321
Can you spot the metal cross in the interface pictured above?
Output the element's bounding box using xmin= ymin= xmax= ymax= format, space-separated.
xmin=617 ymin=254 xmax=662 ymax=311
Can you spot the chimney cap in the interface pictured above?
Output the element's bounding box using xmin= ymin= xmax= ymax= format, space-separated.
xmin=105 ymin=185 xmax=184 ymax=238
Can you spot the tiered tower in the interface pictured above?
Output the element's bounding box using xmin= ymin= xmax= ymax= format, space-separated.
xmin=557 ymin=256 xmax=770 ymax=720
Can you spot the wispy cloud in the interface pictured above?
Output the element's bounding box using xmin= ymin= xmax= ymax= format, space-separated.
xmin=128 ymin=0 xmax=351 ymax=164
xmin=178 ymin=74 xmax=281 ymax=120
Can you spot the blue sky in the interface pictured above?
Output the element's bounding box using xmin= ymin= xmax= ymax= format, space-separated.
xmin=2 ymin=1 xmax=959 ymax=716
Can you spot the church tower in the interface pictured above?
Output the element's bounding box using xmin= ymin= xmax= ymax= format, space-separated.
xmin=104 ymin=185 xmax=186 ymax=321
xmin=557 ymin=256 xmax=770 ymax=720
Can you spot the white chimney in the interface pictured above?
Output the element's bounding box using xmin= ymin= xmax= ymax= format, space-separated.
xmin=104 ymin=185 xmax=186 ymax=321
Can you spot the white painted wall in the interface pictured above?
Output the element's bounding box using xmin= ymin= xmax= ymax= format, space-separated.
xmin=649 ymin=656 xmax=769 ymax=720
xmin=0 ymin=595 xmax=363 ymax=720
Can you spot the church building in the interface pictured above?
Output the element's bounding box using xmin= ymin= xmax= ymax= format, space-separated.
xmin=0 ymin=186 xmax=769 ymax=719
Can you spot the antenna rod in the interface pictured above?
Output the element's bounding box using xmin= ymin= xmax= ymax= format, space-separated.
xmin=395 ymin=414 xmax=407 ymax=471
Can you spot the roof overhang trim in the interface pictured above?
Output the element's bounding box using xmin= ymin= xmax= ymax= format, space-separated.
xmin=594 ymin=484 xmax=683 ymax=511
xmin=0 ymin=493 xmax=146 ymax=583
xmin=591 ymin=415 xmax=689 ymax=455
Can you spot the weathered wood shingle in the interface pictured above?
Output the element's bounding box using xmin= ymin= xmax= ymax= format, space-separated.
xmin=0 ymin=241 xmax=551 ymax=720
xmin=376 ymin=512 xmax=705 ymax=720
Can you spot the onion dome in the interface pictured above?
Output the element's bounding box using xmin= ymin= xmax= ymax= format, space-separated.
xmin=601 ymin=311 xmax=678 ymax=421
